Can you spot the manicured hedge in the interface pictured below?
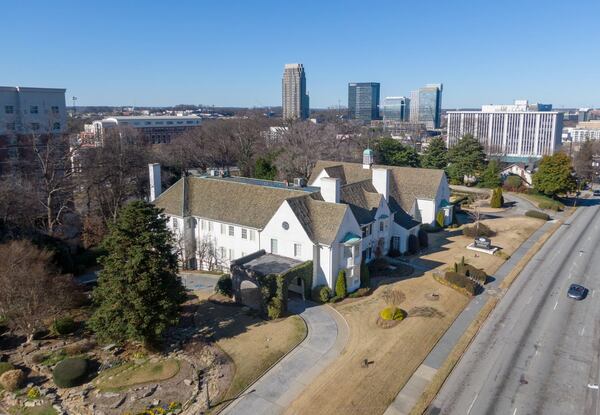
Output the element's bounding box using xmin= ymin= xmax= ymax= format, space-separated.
xmin=53 ymin=358 xmax=89 ymax=388
xmin=525 ymin=210 xmax=550 ymax=221
xmin=360 ymin=261 xmax=370 ymax=288
xmin=455 ymin=262 xmax=488 ymax=285
xmin=311 ymin=285 xmax=331 ymax=303
xmin=348 ymin=288 xmax=370 ymax=298
xmin=444 ymin=272 xmax=478 ymax=296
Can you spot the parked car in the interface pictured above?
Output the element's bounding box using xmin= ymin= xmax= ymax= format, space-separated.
xmin=593 ymin=190 xmax=600 ymax=196
xmin=567 ymin=284 xmax=586 ymax=300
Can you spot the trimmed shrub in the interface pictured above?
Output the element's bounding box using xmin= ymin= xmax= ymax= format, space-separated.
xmin=51 ymin=316 xmax=76 ymax=336
xmin=538 ymin=200 xmax=561 ymax=211
xmin=460 ymin=264 xmax=488 ymax=284
xmin=444 ymin=272 xmax=478 ymax=296
xmin=421 ymin=223 xmax=441 ymax=233
xmin=52 ymin=358 xmax=89 ymax=388
xmin=215 ymin=274 xmax=233 ymax=297
xmin=0 ymin=362 xmax=14 ymax=377
xmin=462 ymin=222 xmax=495 ymax=238
xmin=0 ymin=369 xmax=26 ymax=391
xmin=348 ymin=288 xmax=371 ymax=298
xmin=379 ymin=306 xmax=406 ymax=321
xmin=490 ymin=188 xmax=502 ymax=208
xmin=525 ymin=210 xmax=550 ymax=221
xmin=335 ymin=270 xmax=347 ymax=298
xmin=267 ymin=297 xmax=283 ymax=320
xmin=360 ymin=261 xmax=370 ymax=288
xmin=407 ymin=234 xmax=419 ymax=255
xmin=311 ymin=285 xmax=331 ymax=303
xmin=329 ymin=295 xmax=343 ymax=303
xmin=368 ymin=257 xmax=389 ymax=273
xmin=504 ymin=175 xmax=523 ymax=191
xmin=418 ymin=228 xmax=429 ymax=248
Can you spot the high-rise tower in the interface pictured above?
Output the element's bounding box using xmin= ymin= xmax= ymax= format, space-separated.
xmin=282 ymin=63 xmax=309 ymax=120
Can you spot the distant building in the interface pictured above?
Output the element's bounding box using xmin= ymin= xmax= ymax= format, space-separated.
xmin=447 ymin=100 xmax=563 ymax=161
xmin=89 ymin=115 xmax=201 ymax=144
xmin=569 ymin=120 xmax=600 ymax=142
xmin=0 ymin=86 xmax=67 ymax=175
xmin=348 ymin=83 xmax=380 ymax=122
xmin=578 ymin=108 xmax=592 ymax=122
xmin=382 ymin=96 xmax=410 ymax=123
xmin=410 ymin=84 xmax=443 ymax=129
xmin=282 ymin=64 xmax=309 ymax=120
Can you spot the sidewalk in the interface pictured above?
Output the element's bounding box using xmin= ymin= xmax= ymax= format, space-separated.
xmin=222 ymin=300 xmax=348 ymax=415
xmin=385 ymin=218 xmax=558 ymax=415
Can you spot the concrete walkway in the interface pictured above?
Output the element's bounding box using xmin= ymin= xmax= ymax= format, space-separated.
xmin=385 ymin=218 xmax=558 ymax=415
xmin=222 ymin=299 xmax=348 ymax=415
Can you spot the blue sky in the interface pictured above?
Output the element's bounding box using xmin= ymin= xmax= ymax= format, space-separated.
xmin=1 ymin=0 xmax=598 ymax=108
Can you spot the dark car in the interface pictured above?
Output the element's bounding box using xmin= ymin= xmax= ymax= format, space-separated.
xmin=567 ymin=284 xmax=586 ymax=300
xmin=593 ymin=190 xmax=600 ymax=196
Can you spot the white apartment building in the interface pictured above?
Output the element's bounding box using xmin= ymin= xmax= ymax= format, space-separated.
xmin=447 ymin=100 xmax=563 ymax=160
xmin=567 ymin=121 xmax=600 ymax=143
xmin=0 ymin=86 xmax=66 ymax=136
xmin=89 ymin=115 xmax=201 ymax=144
xmin=151 ymin=150 xmax=451 ymax=294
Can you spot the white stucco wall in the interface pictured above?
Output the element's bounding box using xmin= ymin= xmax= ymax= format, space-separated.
xmin=308 ymin=169 xmax=330 ymax=187
xmin=261 ymin=201 xmax=314 ymax=263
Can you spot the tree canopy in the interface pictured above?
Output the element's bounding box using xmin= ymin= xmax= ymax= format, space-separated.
xmin=479 ymin=159 xmax=502 ymax=188
xmin=533 ymin=152 xmax=577 ymax=197
xmin=88 ymin=201 xmax=186 ymax=347
xmin=376 ymin=137 xmax=421 ymax=167
xmin=421 ymin=136 xmax=448 ymax=170
xmin=447 ymin=134 xmax=486 ymax=184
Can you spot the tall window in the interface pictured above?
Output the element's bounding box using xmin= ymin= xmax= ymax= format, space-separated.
xmin=228 ymin=249 xmax=234 ymax=260
xmin=241 ymin=228 xmax=248 ymax=239
xmin=379 ymin=221 xmax=384 ymax=232
xmin=31 ymin=123 xmax=40 ymax=131
xmin=249 ymin=230 xmax=256 ymax=241
xmin=51 ymin=106 xmax=59 ymax=114
xmin=6 ymin=123 xmax=15 ymax=131
xmin=5 ymin=106 xmax=13 ymax=114
xmin=294 ymin=243 xmax=302 ymax=257
xmin=52 ymin=122 xmax=61 ymax=130
xmin=220 ymin=223 xmax=226 ymax=234
xmin=30 ymin=106 xmax=38 ymax=114
xmin=271 ymin=239 xmax=278 ymax=254
xmin=219 ymin=247 xmax=226 ymax=259
xmin=208 ymin=221 xmax=213 ymax=232
xmin=228 ymin=225 xmax=234 ymax=236
xmin=201 ymin=220 xmax=206 ymax=230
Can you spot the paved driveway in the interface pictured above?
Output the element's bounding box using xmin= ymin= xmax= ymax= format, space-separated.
xmin=180 ymin=272 xmax=220 ymax=291
xmin=222 ymin=299 xmax=348 ymax=415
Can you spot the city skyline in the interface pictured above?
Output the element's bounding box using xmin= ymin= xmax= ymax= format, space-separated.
xmin=1 ymin=1 xmax=599 ymax=108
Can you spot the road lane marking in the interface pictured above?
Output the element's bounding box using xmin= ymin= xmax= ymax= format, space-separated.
xmin=588 ymin=384 xmax=599 ymax=390
xmin=593 ymin=290 xmax=595 ymax=298
xmin=568 ymin=273 xmax=572 ymax=279
xmin=553 ymin=301 xmax=559 ymax=310
xmin=581 ymin=327 xmax=585 ymax=336
xmin=467 ymin=393 xmax=478 ymax=414
xmin=513 ymin=408 xmax=518 ymax=415
xmin=526 ymin=296 xmax=533 ymax=305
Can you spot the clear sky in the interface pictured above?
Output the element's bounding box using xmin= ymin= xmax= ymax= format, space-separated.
xmin=2 ymin=0 xmax=598 ymax=108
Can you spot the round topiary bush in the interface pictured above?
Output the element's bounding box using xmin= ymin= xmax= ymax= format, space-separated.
xmin=0 ymin=369 xmax=26 ymax=391
xmin=51 ymin=316 xmax=76 ymax=336
xmin=53 ymin=358 xmax=89 ymax=388
xmin=311 ymin=285 xmax=331 ymax=303
xmin=379 ymin=306 xmax=406 ymax=321
xmin=525 ymin=210 xmax=550 ymax=221
xmin=215 ymin=274 xmax=233 ymax=297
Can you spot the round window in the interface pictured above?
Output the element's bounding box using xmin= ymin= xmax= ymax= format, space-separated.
xmin=282 ymin=221 xmax=289 ymax=230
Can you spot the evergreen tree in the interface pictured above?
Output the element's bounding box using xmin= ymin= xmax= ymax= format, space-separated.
xmin=479 ymin=160 xmax=502 ymax=188
xmin=254 ymin=155 xmax=278 ymax=181
xmin=447 ymin=134 xmax=486 ymax=184
xmin=335 ymin=270 xmax=347 ymax=298
xmin=533 ymin=153 xmax=577 ymax=197
xmin=88 ymin=201 xmax=186 ymax=347
xmin=490 ymin=188 xmax=503 ymax=208
xmin=376 ymin=137 xmax=421 ymax=167
xmin=421 ymin=137 xmax=448 ymax=169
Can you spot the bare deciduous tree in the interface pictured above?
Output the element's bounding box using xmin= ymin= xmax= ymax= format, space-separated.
xmin=0 ymin=240 xmax=79 ymax=341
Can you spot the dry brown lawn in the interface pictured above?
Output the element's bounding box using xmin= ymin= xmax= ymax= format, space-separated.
xmin=285 ymin=216 xmax=544 ymax=415
xmin=192 ymin=291 xmax=307 ymax=408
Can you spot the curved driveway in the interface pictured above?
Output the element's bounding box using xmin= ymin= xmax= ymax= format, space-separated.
xmin=222 ymin=300 xmax=348 ymax=415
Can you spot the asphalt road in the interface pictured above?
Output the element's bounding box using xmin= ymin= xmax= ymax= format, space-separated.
xmin=429 ymin=203 xmax=600 ymax=415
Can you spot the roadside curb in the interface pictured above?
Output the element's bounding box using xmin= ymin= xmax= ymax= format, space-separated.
xmin=408 ymin=210 xmax=574 ymax=415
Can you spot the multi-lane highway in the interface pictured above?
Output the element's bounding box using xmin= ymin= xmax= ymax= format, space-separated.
xmin=429 ymin=202 xmax=600 ymax=415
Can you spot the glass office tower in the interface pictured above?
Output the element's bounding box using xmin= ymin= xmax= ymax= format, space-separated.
xmin=348 ymin=82 xmax=380 ymax=122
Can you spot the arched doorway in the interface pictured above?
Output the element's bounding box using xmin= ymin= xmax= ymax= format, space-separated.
xmin=240 ymin=279 xmax=262 ymax=310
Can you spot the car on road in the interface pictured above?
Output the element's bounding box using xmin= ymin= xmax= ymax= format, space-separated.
xmin=593 ymin=190 xmax=600 ymax=196
xmin=567 ymin=284 xmax=586 ymax=300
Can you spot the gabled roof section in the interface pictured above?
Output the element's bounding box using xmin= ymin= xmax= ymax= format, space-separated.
xmin=340 ymin=180 xmax=383 ymax=225
xmin=310 ymin=160 xmax=446 ymax=212
xmin=287 ymin=195 xmax=349 ymax=245
xmin=153 ymin=176 xmax=314 ymax=229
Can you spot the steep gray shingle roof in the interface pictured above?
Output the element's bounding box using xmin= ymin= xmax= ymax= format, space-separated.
xmin=309 ymin=160 xmax=446 ymax=212
xmin=154 ymin=176 xmax=348 ymax=245
xmin=340 ymin=180 xmax=383 ymax=225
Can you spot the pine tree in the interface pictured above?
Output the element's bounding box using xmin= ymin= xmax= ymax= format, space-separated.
xmin=490 ymin=188 xmax=502 ymax=208
xmin=421 ymin=137 xmax=448 ymax=170
xmin=88 ymin=201 xmax=186 ymax=347
xmin=480 ymin=160 xmax=502 ymax=188
xmin=447 ymin=134 xmax=486 ymax=184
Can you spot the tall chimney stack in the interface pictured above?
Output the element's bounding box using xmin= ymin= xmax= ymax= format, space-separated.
xmin=149 ymin=163 xmax=162 ymax=202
